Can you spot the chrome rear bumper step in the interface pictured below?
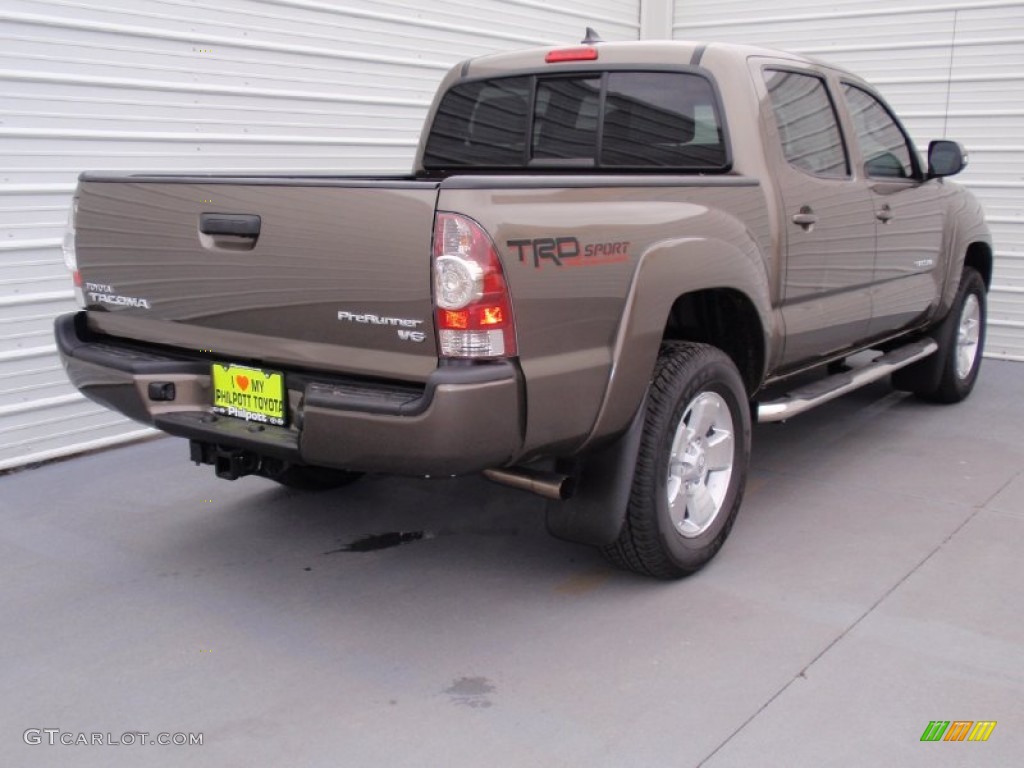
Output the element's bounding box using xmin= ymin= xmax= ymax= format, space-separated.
xmin=757 ymin=339 xmax=938 ymax=423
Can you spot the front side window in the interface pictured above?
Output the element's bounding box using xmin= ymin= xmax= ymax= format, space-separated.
xmin=423 ymin=71 xmax=727 ymax=171
xmin=842 ymin=84 xmax=917 ymax=179
xmin=764 ymin=69 xmax=848 ymax=178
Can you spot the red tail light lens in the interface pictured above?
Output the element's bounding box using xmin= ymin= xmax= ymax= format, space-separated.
xmin=432 ymin=212 xmax=517 ymax=358
xmin=545 ymin=47 xmax=599 ymax=63
xmin=63 ymin=197 xmax=86 ymax=307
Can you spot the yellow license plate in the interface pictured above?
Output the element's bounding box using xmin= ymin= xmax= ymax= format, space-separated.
xmin=211 ymin=364 xmax=286 ymax=426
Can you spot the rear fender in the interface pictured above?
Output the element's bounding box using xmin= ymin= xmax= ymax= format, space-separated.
xmin=581 ymin=236 xmax=771 ymax=449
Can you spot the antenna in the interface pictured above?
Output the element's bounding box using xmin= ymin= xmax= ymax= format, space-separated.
xmin=581 ymin=27 xmax=603 ymax=45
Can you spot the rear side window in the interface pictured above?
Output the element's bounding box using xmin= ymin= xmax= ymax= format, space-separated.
xmin=423 ymin=71 xmax=727 ymax=171
xmin=764 ymin=69 xmax=848 ymax=178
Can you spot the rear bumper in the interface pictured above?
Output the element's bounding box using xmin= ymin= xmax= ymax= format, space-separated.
xmin=55 ymin=312 xmax=524 ymax=475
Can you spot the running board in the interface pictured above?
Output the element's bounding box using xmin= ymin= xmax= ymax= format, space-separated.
xmin=757 ymin=339 xmax=938 ymax=423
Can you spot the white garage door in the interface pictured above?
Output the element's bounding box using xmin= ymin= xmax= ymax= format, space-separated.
xmin=673 ymin=0 xmax=1024 ymax=362
xmin=0 ymin=0 xmax=642 ymax=470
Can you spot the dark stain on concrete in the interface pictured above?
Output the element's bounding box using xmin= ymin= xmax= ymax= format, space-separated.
xmin=325 ymin=531 xmax=431 ymax=554
xmin=445 ymin=677 xmax=496 ymax=708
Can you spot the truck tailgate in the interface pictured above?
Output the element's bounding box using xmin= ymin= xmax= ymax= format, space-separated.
xmin=73 ymin=176 xmax=441 ymax=381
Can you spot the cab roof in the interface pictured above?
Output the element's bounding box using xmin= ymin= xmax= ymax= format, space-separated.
xmin=459 ymin=39 xmax=836 ymax=80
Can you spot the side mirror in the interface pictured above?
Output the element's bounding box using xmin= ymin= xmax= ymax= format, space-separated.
xmin=928 ymin=140 xmax=968 ymax=178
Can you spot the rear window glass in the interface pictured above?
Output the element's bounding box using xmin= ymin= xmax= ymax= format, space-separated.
xmin=423 ymin=71 xmax=727 ymax=171
xmin=532 ymin=76 xmax=602 ymax=161
xmin=424 ymin=77 xmax=530 ymax=167
xmin=603 ymin=72 xmax=724 ymax=167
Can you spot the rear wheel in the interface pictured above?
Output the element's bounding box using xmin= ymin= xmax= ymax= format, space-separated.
xmin=602 ymin=342 xmax=751 ymax=579
xmin=263 ymin=462 xmax=364 ymax=491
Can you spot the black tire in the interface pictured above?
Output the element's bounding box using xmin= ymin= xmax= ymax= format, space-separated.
xmin=263 ymin=463 xmax=364 ymax=491
xmin=894 ymin=267 xmax=986 ymax=403
xmin=602 ymin=342 xmax=751 ymax=579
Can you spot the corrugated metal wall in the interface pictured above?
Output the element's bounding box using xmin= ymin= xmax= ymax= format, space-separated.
xmin=0 ymin=0 xmax=641 ymax=470
xmin=8 ymin=0 xmax=1013 ymax=470
xmin=673 ymin=0 xmax=1024 ymax=361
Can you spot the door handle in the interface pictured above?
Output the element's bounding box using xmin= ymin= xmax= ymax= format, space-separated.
xmin=876 ymin=205 xmax=894 ymax=223
xmin=792 ymin=206 xmax=817 ymax=230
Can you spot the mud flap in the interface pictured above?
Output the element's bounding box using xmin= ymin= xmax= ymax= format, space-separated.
xmin=892 ymin=307 xmax=958 ymax=395
xmin=890 ymin=344 xmax=944 ymax=394
xmin=545 ymin=398 xmax=647 ymax=546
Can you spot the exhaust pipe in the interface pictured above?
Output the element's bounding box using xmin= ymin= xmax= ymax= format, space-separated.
xmin=483 ymin=467 xmax=575 ymax=501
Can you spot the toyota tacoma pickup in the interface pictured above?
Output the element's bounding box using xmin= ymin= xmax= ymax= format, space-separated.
xmin=56 ymin=37 xmax=992 ymax=578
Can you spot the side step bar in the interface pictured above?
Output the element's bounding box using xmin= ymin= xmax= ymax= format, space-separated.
xmin=757 ymin=339 xmax=938 ymax=423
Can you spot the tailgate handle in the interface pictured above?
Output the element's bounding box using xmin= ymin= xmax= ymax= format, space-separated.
xmin=199 ymin=213 xmax=261 ymax=238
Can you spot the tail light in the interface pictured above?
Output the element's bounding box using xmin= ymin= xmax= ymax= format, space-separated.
xmin=62 ymin=197 xmax=85 ymax=307
xmin=431 ymin=212 xmax=517 ymax=358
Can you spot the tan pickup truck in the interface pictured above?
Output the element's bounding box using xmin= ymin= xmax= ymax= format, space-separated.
xmin=56 ymin=37 xmax=992 ymax=578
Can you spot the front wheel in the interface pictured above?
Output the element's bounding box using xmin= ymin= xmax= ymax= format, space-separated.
xmin=602 ymin=342 xmax=751 ymax=579
xmin=894 ymin=267 xmax=986 ymax=403
xmin=928 ymin=267 xmax=986 ymax=403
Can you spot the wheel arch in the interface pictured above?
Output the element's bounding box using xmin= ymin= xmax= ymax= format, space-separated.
xmin=580 ymin=236 xmax=771 ymax=451
xmin=663 ymin=288 xmax=766 ymax=396
xmin=964 ymin=240 xmax=993 ymax=290
xmin=938 ymin=184 xmax=993 ymax=314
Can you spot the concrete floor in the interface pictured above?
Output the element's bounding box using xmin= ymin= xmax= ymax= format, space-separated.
xmin=1 ymin=360 xmax=1021 ymax=768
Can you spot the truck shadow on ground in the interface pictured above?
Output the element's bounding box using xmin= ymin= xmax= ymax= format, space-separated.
xmin=111 ymin=366 xmax=1017 ymax=655
xmin=163 ymin=378 xmax=937 ymax=595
